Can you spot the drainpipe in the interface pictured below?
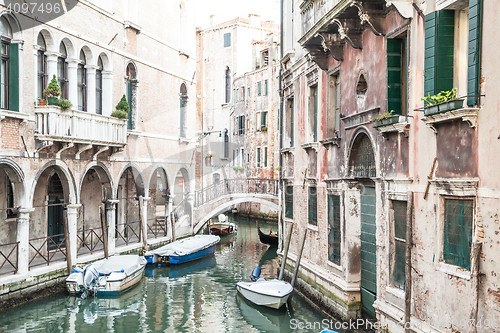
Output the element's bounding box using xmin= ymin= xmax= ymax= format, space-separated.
xmin=278 ymin=0 xmax=284 ymax=251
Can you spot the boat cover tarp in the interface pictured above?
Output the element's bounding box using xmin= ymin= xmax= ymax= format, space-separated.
xmin=90 ymin=255 xmax=146 ymax=276
xmin=147 ymin=235 xmax=220 ymax=257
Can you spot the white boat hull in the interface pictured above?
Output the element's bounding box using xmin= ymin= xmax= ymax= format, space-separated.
xmin=236 ymin=279 xmax=293 ymax=309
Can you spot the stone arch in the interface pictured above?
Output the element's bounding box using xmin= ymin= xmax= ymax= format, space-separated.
xmin=97 ymin=51 xmax=112 ymax=71
xmin=116 ymin=163 xmax=145 ymax=197
xmin=347 ymin=128 xmax=376 ymax=178
xmin=31 ymin=160 xmax=77 ymax=205
xmin=356 ymin=70 xmax=368 ymax=111
xmin=59 ymin=36 xmax=77 ymax=59
xmin=78 ymin=161 xmax=114 ymax=201
xmin=79 ymin=44 xmax=94 ymax=65
xmin=126 ymin=61 xmax=138 ymax=81
xmin=37 ymin=28 xmax=56 ymax=52
xmin=171 ymin=166 xmax=191 ymax=206
xmin=0 ymin=158 xmax=26 ymax=208
xmin=0 ymin=11 xmax=23 ymax=40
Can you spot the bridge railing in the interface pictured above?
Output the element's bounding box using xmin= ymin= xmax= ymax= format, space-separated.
xmin=194 ymin=178 xmax=278 ymax=207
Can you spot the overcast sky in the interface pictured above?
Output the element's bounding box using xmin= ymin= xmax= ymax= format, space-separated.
xmin=192 ymin=0 xmax=280 ymax=29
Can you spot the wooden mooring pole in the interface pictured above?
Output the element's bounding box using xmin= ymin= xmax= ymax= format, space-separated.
xmin=63 ymin=209 xmax=72 ymax=274
xmin=288 ymin=228 xmax=307 ymax=302
xmin=278 ymin=222 xmax=293 ymax=280
xmin=100 ymin=206 xmax=109 ymax=258
xmin=469 ymin=242 xmax=482 ymax=333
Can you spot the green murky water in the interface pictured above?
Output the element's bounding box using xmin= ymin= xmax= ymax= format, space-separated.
xmin=0 ymin=216 xmax=349 ymax=333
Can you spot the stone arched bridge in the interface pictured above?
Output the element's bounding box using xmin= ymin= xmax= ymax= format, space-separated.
xmin=192 ymin=178 xmax=279 ymax=234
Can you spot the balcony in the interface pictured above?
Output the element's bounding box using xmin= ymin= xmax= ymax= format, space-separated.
xmin=34 ymin=106 xmax=127 ymax=153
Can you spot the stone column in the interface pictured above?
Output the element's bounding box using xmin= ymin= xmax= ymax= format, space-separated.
xmin=46 ymin=52 xmax=58 ymax=83
xmin=106 ymin=200 xmax=119 ymax=256
xmin=67 ymin=59 xmax=78 ymax=109
xmin=187 ymin=192 xmax=195 ymax=233
xmin=102 ymin=71 xmax=113 ymax=117
xmin=138 ymin=196 xmax=150 ymax=248
xmin=167 ymin=194 xmax=174 ymax=241
xmin=85 ymin=65 xmax=97 ymax=114
xmin=66 ymin=204 xmax=81 ymax=265
xmin=16 ymin=208 xmax=34 ymax=275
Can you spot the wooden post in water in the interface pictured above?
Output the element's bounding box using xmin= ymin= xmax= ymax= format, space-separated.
xmin=170 ymin=212 xmax=176 ymax=242
xmin=278 ymin=222 xmax=293 ymax=280
xmin=289 ymin=228 xmax=307 ymax=302
xmin=404 ymin=191 xmax=413 ymax=333
xmin=469 ymin=242 xmax=482 ymax=333
xmin=63 ymin=208 xmax=72 ymax=274
xmin=100 ymin=205 xmax=109 ymax=258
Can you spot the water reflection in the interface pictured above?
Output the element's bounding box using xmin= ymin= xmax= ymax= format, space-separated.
xmin=0 ymin=216 xmax=349 ymax=333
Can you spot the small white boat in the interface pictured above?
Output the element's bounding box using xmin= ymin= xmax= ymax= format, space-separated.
xmin=66 ymin=255 xmax=147 ymax=297
xmin=209 ymin=214 xmax=237 ymax=236
xmin=236 ymin=267 xmax=293 ymax=309
xmin=144 ymin=235 xmax=220 ymax=265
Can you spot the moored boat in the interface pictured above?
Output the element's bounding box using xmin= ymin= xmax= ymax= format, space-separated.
xmin=236 ymin=266 xmax=293 ymax=309
xmin=66 ymin=255 xmax=147 ymax=297
xmin=258 ymin=227 xmax=278 ymax=246
xmin=210 ymin=214 xmax=237 ymax=236
xmin=144 ymin=234 xmax=220 ymax=266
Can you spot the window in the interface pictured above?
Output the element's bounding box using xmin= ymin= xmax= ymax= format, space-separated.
xmin=58 ymin=43 xmax=68 ymax=100
xmin=126 ymin=62 xmax=137 ymax=130
xmin=443 ymin=198 xmax=473 ymax=270
xmin=328 ymin=195 xmax=341 ymax=265
xmin=225 ymin=67 xmax=231 ymax=104
xmin=223 ymin=129 xmax=229 ymax=158
xmin=37 ymin=33 xmax=47 ymax=101
xmin=285 ymin=185 xmax=293 ymax=218
xmin=327 ymin=72 xmax=340 ymax=138
xmin=257 ymin=81 xmax=261 ymax=96
xmin=6 ymin=178 xmax=15 ymax=218
xmin=262 ymin=50 xmax=269 ymax=66
xmin=224 ymin=32 xmax=231 ymax=47
xmin=257 ymin=147 xmax=261 ymax=167
xmin=264 ymin=147 xmax=267 ymax=167
xmin=240 ymin=148 xmax=244 ymax=167
xmin=248 ymin=87 xmax=251 ymax=98
xmin=180 ymin=83 xmax=188 ymax=137
xmin=308 ymin=186 xmax=317 ymax=226
xmin=387 ymin=38 xmax=407 ymax=115
xmin=237 ymin=115 xmax=245 ymax=135
xmin=264 ymin=79 xmax=268 ymax=96
xmin=391 ymin=200 xmax=407 ymax=289
xmin=77 ymin=50 xmax=87 ymax=111
xmin=0 ymin=16 xmax=17 ymax=111
xmin=286 ymin=98 xmax=294 ymax=147
xmin=96 ymin=56 xmax=103 ymax=115
xmin=425 ymin=2 xmax=482 ymax=106
xmin=308 ymin=85 xmax=318 ymax=142
xmin=260 ymin=111 xmax=267 ymax=130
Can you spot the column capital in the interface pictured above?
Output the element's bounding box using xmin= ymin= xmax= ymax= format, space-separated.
xmin=18 ymin=208 xmax=35 ymax=214
xmin=67 ymin=204 xmax=82 ymax=210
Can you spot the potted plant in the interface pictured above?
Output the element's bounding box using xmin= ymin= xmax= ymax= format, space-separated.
xmin=57 ymin=99 xmax=72 ymax=111
xmin=43 ymin=75 xmax=61 ymax=105
xmin=37 ymin=98 xmax=46 ymax=106
xmin=261 ymin=126 xmax=268 ymax=132
xmin=421 ymin=88 xmax=464 ymax=116
xmin=111 ymin=94 xmax=130 ymax=119
xmin=232 ymin=165 xmax=244 ymax=171
xmin=372 ymin=110 xmax=400 ymax=128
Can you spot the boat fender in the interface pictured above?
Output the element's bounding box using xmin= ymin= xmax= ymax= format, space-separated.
xmin=250 ymin=266 xmax=261 ymax=282
xmin=70 ymin=268 xmax=83 ymax=274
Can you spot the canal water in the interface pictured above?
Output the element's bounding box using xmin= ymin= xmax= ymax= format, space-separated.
xmin=0 ymin=216 xmax=350 ymax=333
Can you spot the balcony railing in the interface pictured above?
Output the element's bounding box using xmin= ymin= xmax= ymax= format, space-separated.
xmin=34 ymin=106 xmax=127 ymax=146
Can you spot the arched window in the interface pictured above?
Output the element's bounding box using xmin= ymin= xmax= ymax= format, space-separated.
xmin=126 ymin=63 xmax=137 ymax=130
xmin=225 ymin=67 xmax=231 ymax=104
xmin=96 ymin=56 xmax=103 ymax=115
xmin=223 ymin=129 xmax=229 ymax=158
xmin=180 ymin=83 xmax=187 ymax=137
xmin=349 ymin=134 xmax=375 ymax=178
xmin=0 ymin=15 xmax=19 ymax=111
xmin=57 ymin=42 xmax=68 ymax=100
xmin=78 ymin=50 xmax=87 ymax=111
xmin=36 ymin=33 xmax=47 ymax=100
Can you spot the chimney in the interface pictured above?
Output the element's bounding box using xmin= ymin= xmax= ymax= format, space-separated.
xmin=248 ymin=14 xmax=261 ymax=27
xmin=209 ymin=15 xmax=215 ymax=28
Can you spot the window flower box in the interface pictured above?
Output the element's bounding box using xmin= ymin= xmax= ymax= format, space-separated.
xmin=372 ymin=115 xmax=401 ymax=128
xmin=424 ymin=99 xmax=464 ymax=116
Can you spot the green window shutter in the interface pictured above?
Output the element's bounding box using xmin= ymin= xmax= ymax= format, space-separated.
xmin=257 ymin=147 xmax=261 ymax=167
xmin=224 ymin=33 xmax=231 ymax=47
xmin=387 ymin=39 xmax=403 ymax=115
xmin=443 ymin=199 xmax=473 ymax=270
xmin=9 ymin=43 xmax=19 ymax=112
xmin=290 ymin=100 xmax=294 ymax=147
xmin=265 ymin=80 xmax=268 ymax=95
xmin=261 ymin=111 xmax=266 ymax=128
xmin=285 ymin=185 xmax=293 ymax=218
xmin=126 ymin=81 xmax=132 ymax=130
xmin=328 ymin=195 xmax=341 ymax=265
xmin=264 ymin=147 xmax=267 ymax=167
xmin=313 ymin=86 xmax=318 ymax=142
xmin=258 ymin=81 xmax=261 ymax=96
xmin=468 ymin=0 xmax=482 ymax=106
xmin=308 ymin=187 xmax=317 ymax=225
xmin=425 ymin=10 xmax=455 ymax=97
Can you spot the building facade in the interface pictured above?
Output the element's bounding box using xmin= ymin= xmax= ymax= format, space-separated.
xmin=280 ymin=0 xmax=497 ymax=331
xmin=0 ymin=0 xmax=198 ymax=302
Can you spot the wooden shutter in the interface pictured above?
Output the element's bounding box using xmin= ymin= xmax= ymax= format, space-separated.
xmin=387 ymin=38 xmax=403 ymax=115
xmin=443 ymin=198 xmax=473 ymax=270
xmin=126 ymin=81 xmax=132 ymax=130
xmin=308 ymin=187 xmax=317 ymax=225
xmin=9 ymin=43 xmax=19 ymax=112
xmin=328 ymin=195 xmax=341 ymax=265
xmin=425 ymin=10 xmax=454 ymax=97
xmin=468 ymin=0 xmax=482 ymax=106
xmin=285 ymin=186 xmax=293 ymax=218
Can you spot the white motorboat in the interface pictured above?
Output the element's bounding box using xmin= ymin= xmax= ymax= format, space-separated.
xmin=66 ymin=255 xmax=147 ymax=297
xmin=209 ymin=214 xmax=237 ymax=236
xmin=236 ymin=267 xmax=293 ymax=309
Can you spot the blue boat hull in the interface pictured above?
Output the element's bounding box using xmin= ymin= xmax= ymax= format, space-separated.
xmin=167 ymin=243 xmax=217 ymax=265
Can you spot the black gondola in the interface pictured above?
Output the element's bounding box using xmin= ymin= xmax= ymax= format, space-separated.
xmin=258 ymin=227 xmax=278 ymax=246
